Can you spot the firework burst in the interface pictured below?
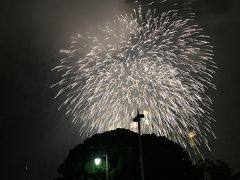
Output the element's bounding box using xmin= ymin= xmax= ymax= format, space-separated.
xmin=53 ymin=0 xmax=216 ymax=155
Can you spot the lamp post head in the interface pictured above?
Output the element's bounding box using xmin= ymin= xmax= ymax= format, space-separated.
xmin=133 ymin=111 xmax=144 ymax=122
xmin=94 ymin=158 xmax=101 ymax=166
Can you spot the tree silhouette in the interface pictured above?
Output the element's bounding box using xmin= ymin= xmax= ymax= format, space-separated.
xmin=198 ymin=159 xmax=237 ymax=180
xmin=54 ymin=129 xmax=202 ymax=180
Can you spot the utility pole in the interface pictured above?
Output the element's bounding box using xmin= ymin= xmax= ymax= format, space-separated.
xmin=105 ymin=154 xmax=108 ymax=180
xmin=133 ymin=110 xmax=145 ymax=180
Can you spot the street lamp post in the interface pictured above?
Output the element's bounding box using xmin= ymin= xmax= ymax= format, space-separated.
xmin=94 ymin=154 xmax=108 ymax=180
xmin=133 ymin=110 xmax=145 ymax=180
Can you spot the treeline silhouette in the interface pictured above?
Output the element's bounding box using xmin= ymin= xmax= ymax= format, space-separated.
xmin=54 ymin=129 xmax=239 ymax=180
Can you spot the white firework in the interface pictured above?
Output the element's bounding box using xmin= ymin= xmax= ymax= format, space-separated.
xmin=53 ymin=0 xmax=216 ymax=155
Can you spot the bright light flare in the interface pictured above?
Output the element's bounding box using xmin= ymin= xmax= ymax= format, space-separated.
xmin=94 ymin=158 xmax=101 ymax=166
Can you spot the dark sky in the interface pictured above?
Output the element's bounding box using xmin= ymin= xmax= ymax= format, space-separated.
xmin=1 ymin=0 xmax=240 ymax=179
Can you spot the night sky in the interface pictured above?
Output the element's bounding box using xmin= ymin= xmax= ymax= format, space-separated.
xmin=1 ymin=0 xmax=240 ymax=179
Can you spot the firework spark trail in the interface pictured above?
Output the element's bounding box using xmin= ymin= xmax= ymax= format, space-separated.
xmin=53 ymin=0 xmax=216 ymax=155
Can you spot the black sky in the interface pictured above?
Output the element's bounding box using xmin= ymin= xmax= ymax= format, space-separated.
xmin=1 ymin=0 xmax=240 ymax=179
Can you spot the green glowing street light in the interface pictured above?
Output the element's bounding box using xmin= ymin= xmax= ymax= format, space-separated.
xmin=94 ymin=154 xmax=108 ymax=180
xmin=94 ymin=158 xmax=101 ymax=166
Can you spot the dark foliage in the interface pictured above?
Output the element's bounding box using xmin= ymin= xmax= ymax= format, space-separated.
xmin=198 ymin=159 xmax=237 ymax=180
xmin=54 ymin=129 xmax=239 ymax=179
xmin=54 ymin=129 xmax=202 ymax=180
